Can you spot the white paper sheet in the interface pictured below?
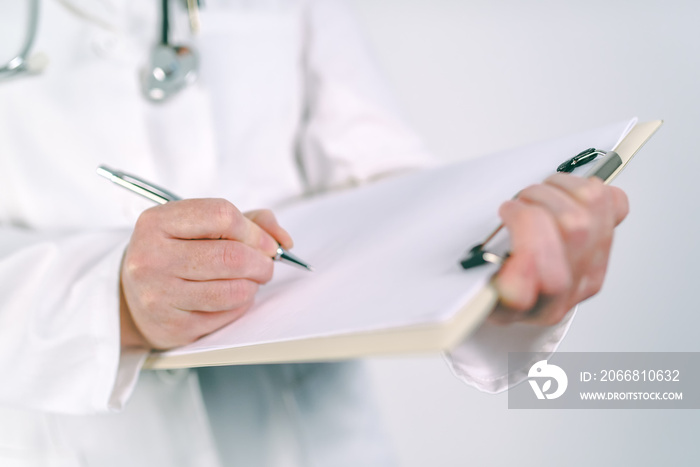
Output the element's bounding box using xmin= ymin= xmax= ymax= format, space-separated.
xmin=162 ymin=119 xmax=634 ymax=357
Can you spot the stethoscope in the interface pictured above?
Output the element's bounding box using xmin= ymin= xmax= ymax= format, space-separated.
xmin=0 ymin=0 xmax=48 ymax=78
xmin=0 ymin=0 xmax=201 ymax=102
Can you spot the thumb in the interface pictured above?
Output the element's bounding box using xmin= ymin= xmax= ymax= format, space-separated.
xmin=244 ymin=209 xmax=294 ymax=250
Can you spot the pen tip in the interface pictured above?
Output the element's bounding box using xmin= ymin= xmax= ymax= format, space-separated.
xmin=277 ymin=249 xmax=315 ymax=272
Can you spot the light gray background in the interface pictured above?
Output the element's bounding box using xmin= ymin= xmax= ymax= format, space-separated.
xmin=351 ymin=1 xmax=700 ymax=466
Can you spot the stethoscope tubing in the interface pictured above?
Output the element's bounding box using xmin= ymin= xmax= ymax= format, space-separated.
xmin=0 ymin=0 xmax=41 ymax=77
xmin=1 ymin=0 xmax=199 ymax=101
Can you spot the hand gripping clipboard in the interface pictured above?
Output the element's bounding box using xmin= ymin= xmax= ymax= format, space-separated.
xmin=460 ymin=120 xmax=664 ymax=270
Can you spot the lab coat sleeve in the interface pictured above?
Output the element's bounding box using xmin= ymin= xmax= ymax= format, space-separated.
xmin=445 ymin=308 xmax=577 ymax=393
xmin=298 ymin=0 xmax=436 ymax=193
xmin=0 ymin=226 xmax=147 ymax=414
xmin=300 ymin=0 xmax=578 ymax=393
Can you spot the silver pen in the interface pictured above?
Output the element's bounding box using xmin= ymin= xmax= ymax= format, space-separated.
xmin=97 ymin=165 xmax=314 ymax=272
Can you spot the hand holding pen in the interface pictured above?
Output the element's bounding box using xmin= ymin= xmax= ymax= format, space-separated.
xmin=97 ymin=166 xmax=311 ymax=350
xmin=98 ymin=166 xmax=313 ymax=271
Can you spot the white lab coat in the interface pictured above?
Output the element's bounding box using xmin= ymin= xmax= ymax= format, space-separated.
xmin=0 ymin=1 xmax=575 ymax=465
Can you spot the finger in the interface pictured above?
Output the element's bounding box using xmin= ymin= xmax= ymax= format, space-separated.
xmin=490 ymin=295 xmax=574 ymax=327
xmin=525 ymin=295 xmax=574 ymax=327
xmin=488 ymin=305 xmax=523 ymax=325
xmin=150 ymin=305 xmax=252 ymax=349
xmin=498 ymin=199 xmax=572 ymax=302
xmin=141 ymin=199 xmax=279 ymax=256
xmin=494 ymin=242 xmax=538 ymax=312
xmin=609 ymin=186 xmax=630 ymax=226
xmin=545 ymin=174 xmax=615 ymax=229
xmin=245 ymin=209 xmax=294 ymax=250
xmin=168 ymin=239 xmax=274 ymax=283
xmin=518 ymin=183 xmax=588 ymax=231
xmin=517 ymin=182 xmax=598 ymax=263
xmin=171 ymin=279 xmax=260 ymax=313
xmin=571 ymin=240 xmax=611 ymax=303
xmin=188 ymin=305 xmax=253 ymax=341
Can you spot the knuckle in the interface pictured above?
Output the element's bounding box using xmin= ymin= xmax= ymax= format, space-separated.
xmin=543 ymin=174 xmax=558 ymax=184
xmin=221 ymin=242 xmax=245 ymax=268
xmin=518 ymin=204 xmax=550 ymax=230
xmin=229 ymin=280 xmax=259 ymax=304
xmin=124 ymin=238 xmax=169 ymax=281
xmin=123 ymin=250 xmax=151 ymax=281
xmin=533 ymin=206 xmax=553 ymax=226
xmin=559 ymin=208 xmax=592 ymax=247
xmin=122 ymin=251 xmax=140 ymax=276
xmin=517 ymin=184 xmax=541 ymax=200
xmin=575 ymin=179 xmax=606 ymax=206
xmin=211 ymin=198 xmax=239 ymax=231
xmin=138 ymin=288 xmax=161 ymax=311
xmin=225 ymin=280 xmax=245 ymax=304
xmin=545 ymin=173 xmax=569 ymax=185
xmin=508 ymin=202 xmax=534 ymax=224
xmin=135 ymin=206 xmax=159 ymax=228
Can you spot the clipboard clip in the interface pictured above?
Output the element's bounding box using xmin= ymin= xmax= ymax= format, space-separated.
xmin=460 ymin=147 xmax=613 ymax=270
xmin=556 ymin=148 xmax=607 ymax=173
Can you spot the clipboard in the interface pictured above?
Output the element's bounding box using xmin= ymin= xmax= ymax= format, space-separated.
xmin=145 ymin=119 xmax=662 ymax=369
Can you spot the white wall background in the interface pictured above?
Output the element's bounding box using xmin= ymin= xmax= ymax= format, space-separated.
xmin=352 ymin=1 xmax=700 ymax=466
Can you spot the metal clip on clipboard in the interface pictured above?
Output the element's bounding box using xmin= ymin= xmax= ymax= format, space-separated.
xmin=459 ymin=148 xmax=621 ymax=269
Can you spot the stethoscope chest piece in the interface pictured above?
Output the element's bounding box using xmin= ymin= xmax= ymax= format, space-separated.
xmin=141 ymin=0 xmax=200 ymax=102
xmin=142 ymin=44 xmax=198 ymax=102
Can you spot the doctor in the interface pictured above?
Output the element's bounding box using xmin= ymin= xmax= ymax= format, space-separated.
xmin=0 ymin=1 xmax=627 ymax=466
